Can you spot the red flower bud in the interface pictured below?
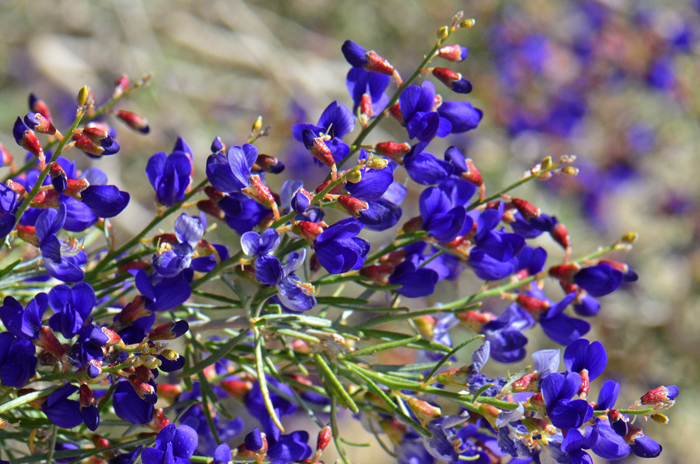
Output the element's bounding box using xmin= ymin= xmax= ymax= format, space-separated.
xmin=360 ymin=263 xmax=395 ymax=285
xmin=116 ymin=110 xmax=149 ymax=134
xmin=516 ymin=295 xmax=551 ymax=314
xmin=293 ymin=221 xmax=328 ymax=245
xmin=113 ymin=74 xmax=129 ymax=99
xmin=375 ymin=141 xmax=411 ymax=162
xmin=364 ymin=51 xmax=395 ymax=75
xmin=118 ymin=296 xmax=150 ymax=325
xmin=242 ymin=175 xmax=277 ymax=209
xmin=337 ymin=195 xmax=369 ymax=218
xmin=550 ymin=222 xmax=571 ymax=250
xmin=511 ymin=198 xmax=540 ymax=220
xmin=461 ymin=159 xmax=483 ymax=187
xmin=456 ymin=311 xmax=495 ymax=332
xmin=316 ymin=426 xmax=332 ymax=452
xmin=389 ymin=103 xmax=404 ymax=126
xmin=549 ymin=263 xmax=581 ymax=282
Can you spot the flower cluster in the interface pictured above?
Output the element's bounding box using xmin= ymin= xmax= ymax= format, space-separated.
xmin=0 ymin=11 xmax=677 ymax=464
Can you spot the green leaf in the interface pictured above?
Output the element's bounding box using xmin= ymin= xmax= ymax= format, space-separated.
xmin=254 ymin=327 xmax=285 ymax=432
xmin=0 ymin=258 xmax=21 ymax=279
xmin=314 ymin=354 xmax=359 ymax=414
xmin=0 ymin=385 xmax=61 ymax=415
xmin=316 ymin=296 xmax=370 ymax=307
xmin=178 ymin=330 xmax=248 ymax=378
xmin=342 ymin=335 xmax=422 ymax=359
xmin=425 ymin=334 xmax=484 ymax=382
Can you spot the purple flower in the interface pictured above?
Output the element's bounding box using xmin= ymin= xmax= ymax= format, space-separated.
xmin=481 ymin=305 xmax=534 ymax=363
xmin=42 ymin=383 xmax=83 ymax=429
xmin=573 ymin=263 xmax=624 ymax=297
xmin=346 ymin=68 xmax=390 ymax=115
xmin=468 ymin=204 xmax=526 ymax=281
xmin=0 ymin=293 xmax=47 ymax=339
xmin=564 ymin=338 xmax=607 ymax=381
xmin=292 ymin=101 xmax=355 ymax=164
xmin=0 ymin=332 xmax=37 ymax=387
xmin=146 ymin=139 xmax=193 ymax=206
xmin=206 ymin=144 xmax=258 ymax=194
xmin=419 ymin=186 xmax=468 ymax=243
xmin=48 ymin=282 xmax=96 ymax=339
xmin=539 ymin=292 xmax=590 ymax=346
xmin=388 ymin=257 xmax=439 ymax=298
xmin=153 ymin=213 xmax=206 ymax=277
xmin=134 ymin=269 xmax=191 ymax=312
xmin=436 ymin=101 xmax=483 ymax=133
xmin=241 ymin=228 xmax=283 ymax=285
xmin=404 ymin=148 xmax=454 ymax=185
xmin=274 ymin=249 xmax=316 ymax=313
xmin=541 ymin=372 xmax=594 ymax=430
xmin=141 ymin=424 xmax=198 ymax=464
xmin=35 ymin=204 xmax=88 ymax=282
xmin=399 ymin=82 xmax=451 ymax=142
xmin=113 ymin=380 xmax=155 ymax=424
xmin=213 ymin=443 xmax=232 ymax=464
xmin=267 ymin=431 xmax=312 ymax=462
xmin=314 ymin=218 xmax=369 ymax=274
xmin=80 ymin=184 xmax=130 ymax=219
xmin=245 ymin=375 xmax=297 ymax=442
xmin=109 ymin=446 xmax=143 ymax=464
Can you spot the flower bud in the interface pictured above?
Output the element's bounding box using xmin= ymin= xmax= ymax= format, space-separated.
xmin=515 ymin=294 xmax=550 ymax=314
xmin=639 ymin=385 xmax=679 ymax=408
xmin=412 ymin=315 xmax=436 ymax=339
xmin=253 ymin=154 xmax=285 ymax=174
xmin=49 ymin=162 xmax=68 ymax=195
xmin=401 ymin=215 xmax=424 ymax=233
xmin=302 ymin=129 xmax=335 ymax=167
xmin=388 ymin=103 xmax=404 ymax=125
xmin=375 ymin=141 xmax=411 ymax=162
xmin=360 ymin=263 xmax=395 ymax=285
xmin=456 ymin=310 xmax=495 ymax=332
xmin=148 ymin=320 xmax=189 ymax=340
xmin=113 ymin=74 xmax=129 ymax=99
xmin=461 ymin=158 xmax=483 ymax=187
xmin=116 ymin=109 xmax=150 ymax=134
xmin=149 ymin=408 xmax=171 ymax=431
xmin=37 ymin=326 xmax=67 ymax=357
xmin=437 ymin=26 xmax=449 ymax=40
xmin=437 ymin=44 xmax=469 ymax=62
xmin=341 ymin=40 xmax=395 ymax=75
xmin=432 ymin=68 xmax=473 ymax=94
xmin=118 ymin=295 xmax=150 ymax=325
xmin=29 ymin=93 xmax=53 ymax=122
xmin=651 ymin=413 xmax=669 ymax=424
xmin=78 ymin=86 xmax=90 ymax=106
xmin=16 ymin=225 xmax=39 ymax=247
xmin=511 ymin=198 xmax=540 ymax=220
xmin=316 ymin=426 xmax=332 ymax=452
xmin=337 ymin=195 xmax=369 ymax=218
xmin=87 ymin=359 xmax=103 ymax=378
xmin=242 ymin=175 xmax=277 ymax=209
xmin=436 ymin=366 xmax=473 ymax=388
xmin=220 ymin=379 xmax=253 ymax=399
xmin=461 ymin=18 xmax=476 ymax=28
xmin=252 ymin=115 xmax=263 ymax=133
xmin=548 ymin=263 xmax=581 ymax=282
xmin=550 ymin=222 xmax=571 ymax=250
xmin=24 ymin=112 xmax=56 ymax=135
xmin=157 ymin=384 xmax=183 ymax=404
xmin=359 ymin=93 xmax=373 ymax=120
xmin=12 ymin=117 xmax=44 ymax=160
xmin=512 ymin=372 xmax=540 ymax=392
xmin=401 ymin=394 xmax=441 ymax=427
xmin=561 ymin=166 xmax=579 ymax=176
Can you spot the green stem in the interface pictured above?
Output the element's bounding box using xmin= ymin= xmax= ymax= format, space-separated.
xmin=253 ymin=326 xmax=285 ymax=432
xmin=46 ymin=424 xmax=58 ymax=464
xmin=0 ymin=385 xmax=60 ymax=415
xmin=330 ymin=393 xmax=350 ymax=464
xmin=14 ymin=108 xmax=85 ymax=223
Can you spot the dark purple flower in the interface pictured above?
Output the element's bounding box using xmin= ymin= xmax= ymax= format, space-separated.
xmin=436 ymin=101 xmax=483 ymax=133
xmin=274 ymin=250 xmax=316 ymax=313
xmin=292 ymin=102 xmax=355 ymax=164
xmin=0 ymin=293 xmax=47 ymax=339
xmin=419 ymin=186 xmax=468 ymax=243
xmin=245 ymin=375 xmax=297 ymax=442
xmin=541 ymin=372 xmax=594 ymax=430
xmin=388 ymin=258 xmax=439 ymax=298
xmin=113 ymin=380 xmax=155 ymax=424
xmin=482 ymin=305 xmax=534 ymax=363
xmin=35 ymin=204 xmax=87 ymax=282
xmin=213 ymin=443 xmax=232 ymax=464
xmin=80 ymin=185 xmax=130 ymax=218
xmin=399 ymin=82 xmax=452 ymax=142
xmin=0 ymin=332 xmax=37 ymax=387
xmin=134 ymin=269 xmax=191 ymax=312
xmin=267 ymin=431 xmax=313 ymax=462
xmin=206 ymin=144 xmax=257 ymax=194
xmin=563 ymin=338 xmax=607 ymax=381
xmin=574 ymin=263 xmax=624 ymax=297
xmin=404 ymin=148 xmax=454 ymax=185
xmin=539 ymin=292 xmax=590 ymax=346
xmin=241 ymin=228 xmax=283 ymax=286
xmin=314 ymin=218 xmax=369 ymax=274
xmin=42 ymin=383 xmax=83 ymax=429
xmin=47 ymin=282 xmax=96 ymax=339
xmin=346 ymin=68 xmax=390 ymax=115
xmin=146 ymin=140 xmax=193 ymax=207
xmin=141 ymin=424 xmax=198 ymax=464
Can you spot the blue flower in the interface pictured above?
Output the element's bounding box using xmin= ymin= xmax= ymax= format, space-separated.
xmin=0 ymin=332 xmax=37 ymax=387
xmin=481 ymin=304 xmax=534 ymax=363
xmin=274 ymin=249 xmax=317 ymax=313
xmin=241 ymin=228 xmax=283 ymax=285
xmin=541 ymin=372 xmax=594 ymax=430
xmin=206 ymin=144 xmax=258 ymax=194
xmin=538 ymin=292 xmax=590 ymax=346
xmin=0 ymin=293 xmax=47 ymax=339
xmin=341 ymin=40 xmax=395 ymax=76
xmin=146 ymin=139 xmax=193 ymax=206
xmin=573 ymin=263 xmax=624 ymax=297
xmin=399 ymin=82 xmax=452 ymax=142
xmin=315 ymin=218 xmax=369 ymax=274
xmin=563 ymin=338 xmax=607 ymax=381
xmin=133 ymin=269 xmax=192 ymax=312
xmin=113 ymin=380 xmax=155 ymax=424
xmin=267 ymin=431 xmax=312 ymax=462
xmin=153 ymin=213 xmax=206 ymax=277
xmin=419 ymin=186 xmax=469 ymax=243
xmin=32 ymin=203 xmax=87 ymax=282
xmin=141 ymin=424 xmax=198 ymax=464
xmin=404 ymin=147 xmax=454 ymax=185
xmin=292 ymin=101 xmax=355 ymax=164
xmin=48 ymin=282 xmax=96 ymax=339
xmin=213 ymin=443 xmax=232 ymax=464
xmin=436 ymin=101 xmax=483 ymax=133
xmin=42 ymin=383 xmax=83 ymax=429
xmin=346 ymin=68 xmax=390 ymax=115
xmin=245 ymin=375 xmax=297 ymax=443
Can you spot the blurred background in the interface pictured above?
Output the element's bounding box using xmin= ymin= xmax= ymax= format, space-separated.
xmin=0 ymin=0 xmax=698 ymax=462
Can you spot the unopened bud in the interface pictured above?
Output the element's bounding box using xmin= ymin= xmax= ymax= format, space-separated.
xmin=316 ymin=426 xmax=332 ymax=452
xmin=460 ymin=18 xmax=476 ymax=28
xmin=437 ymin=26 xmax=449 ymax=40
xmin=78 ymin=86 xmax=90 ymax=106
xmin=515 ymin=294 xmax=550 ymax=314
xmin=401 ymin=394 xmax=441 ymax=426
xmin=548 ymin=263 xmax=581 ymax=282
xmin=253 ymin=154 xmax=285 ymax=174
xmin=540 ymin=156 xmax=553 ymax=171
xmin=388 ymin=103 xmax=404 ymax=126
xmin=116 ymin=110 xmax=150 ymax=134
xmin=456 ymin=311 xmax=495 ymax=332
xmin=511 ymin=198 xmax=540 ymax=220
xmin=360 ymin=263 xmax=395 ymax=285
xmin=366 ymin=157 xmax=389 ymax=169
xmin=620 ymin=232 xmax=638 ymax=244
xmin=252 ymin=115 xmax=263 ymax=133
xmin=113 ymin=74 xmax=129 ymax=99
xmin=375 ymin=141 xmax=411 ymax=162
xmin=148 ymin=320 xmax=189 ymax=341
xmin=49 ymin=162 xmax=68 ymax=195
xmin=550 ymin=222 xmax=571 ymax=250
xmin=561 ymin=166 xmax=579 ymax=176
xmin=651 ymin=413 xmax=669 ymax=424
xmin=302 ymin=129 xmax=335 ymax=167
xmin=461 ymin=159 xmax=483 ymax=186
xmin=242 ymin=175 xmax=277 ymax=209
xmin=337 ymin=195 xmax=369 ymax=218
xmin=346 ymin=170 xmax=362 ymax=183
